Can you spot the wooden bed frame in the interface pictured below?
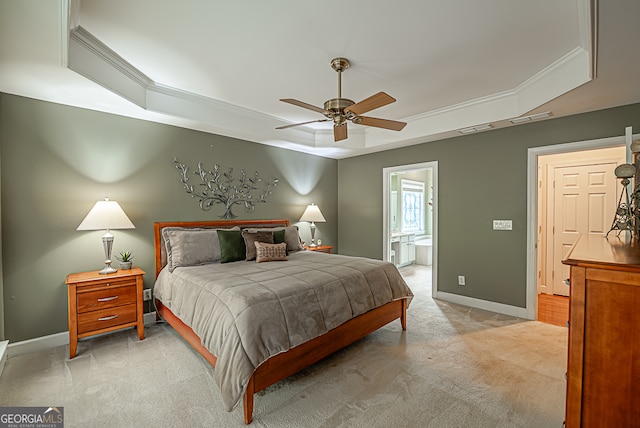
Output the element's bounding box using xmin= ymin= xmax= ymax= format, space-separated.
xmin=153 ymin=219 xmax=408 ymax=424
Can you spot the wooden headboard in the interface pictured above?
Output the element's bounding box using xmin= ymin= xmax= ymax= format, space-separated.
xmin=153 ymin=219 xmax=291 ymax=278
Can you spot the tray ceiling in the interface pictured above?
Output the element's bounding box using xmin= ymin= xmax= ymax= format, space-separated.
xmin=1 ymin=0 xmax=639 ymax=158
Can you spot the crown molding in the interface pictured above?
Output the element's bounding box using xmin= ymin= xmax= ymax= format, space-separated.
xmin=69 ymin=26 xmax=151 ymax=107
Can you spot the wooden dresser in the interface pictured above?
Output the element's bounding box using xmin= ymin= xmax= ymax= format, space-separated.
xmin=562 ymin=234 xmax=640 ymax=427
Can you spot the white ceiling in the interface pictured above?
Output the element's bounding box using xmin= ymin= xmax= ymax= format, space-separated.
xmin=1 ymin=0 xmax=639 ymax=159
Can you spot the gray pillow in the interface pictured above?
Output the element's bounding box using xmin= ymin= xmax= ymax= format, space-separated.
xmin=245 ymin=226 xmax=303 ymax=252
xmin=163 ymin=226 xmax=239 ymax=272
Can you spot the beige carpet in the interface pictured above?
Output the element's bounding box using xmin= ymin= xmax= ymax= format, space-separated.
xmin=0 ymin=266 xmax=567 ymax=427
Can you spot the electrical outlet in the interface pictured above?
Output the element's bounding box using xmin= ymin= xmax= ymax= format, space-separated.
xmin=458 ymin=275 xmax=466 ymax=286
xmin=143 ymin=289 xmax=152 ymax=301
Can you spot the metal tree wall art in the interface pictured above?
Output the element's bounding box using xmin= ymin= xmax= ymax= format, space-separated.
xmin=174 ymin=158 xmax=278 ymax=219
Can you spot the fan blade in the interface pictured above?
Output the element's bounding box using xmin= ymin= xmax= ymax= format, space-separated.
xmin=345 ymin=92 xmax=396 ymax=116
xmin=276 ymin=119 xmax=331 ymax=130
xmin=334 ymin=124 xmax=348 ymax=141
xmin=280 ymin=98 xmax=331 ymax=115
xmin=354 ymin=116 xmax=407 ymax=131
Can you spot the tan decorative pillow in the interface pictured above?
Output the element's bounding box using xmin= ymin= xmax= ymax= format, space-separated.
xmin=255 ymin=241 xmax=288 ymax=263
xmin=242 ymin=230 xmax=274 ymax=260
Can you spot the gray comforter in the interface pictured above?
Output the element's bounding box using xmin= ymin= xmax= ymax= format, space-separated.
xmin=154 ymin=250 xmax=413 ymax=411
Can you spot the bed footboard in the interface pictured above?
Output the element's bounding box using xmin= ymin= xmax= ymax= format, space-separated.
xmin=242 ymin=298 xmax=407 ymax=424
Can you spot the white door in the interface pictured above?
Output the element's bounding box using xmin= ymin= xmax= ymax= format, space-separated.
xmin=552 ymin=162 xmax=618 ymax=295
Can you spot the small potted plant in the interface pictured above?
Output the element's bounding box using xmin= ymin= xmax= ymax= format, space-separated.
xmin=116 ymin=251 xmax=134 ymax=270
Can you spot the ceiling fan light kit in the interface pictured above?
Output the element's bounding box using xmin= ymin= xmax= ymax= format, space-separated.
xmin=277 ymin=57 xmax=407 ymax=142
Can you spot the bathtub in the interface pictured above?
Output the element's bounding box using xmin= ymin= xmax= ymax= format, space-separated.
xmin=415 ymin=236 xmax=432 ymax=266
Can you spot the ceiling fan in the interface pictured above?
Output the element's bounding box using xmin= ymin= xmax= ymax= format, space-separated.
xmin=276 ymin=58 xmax=407 ymax=142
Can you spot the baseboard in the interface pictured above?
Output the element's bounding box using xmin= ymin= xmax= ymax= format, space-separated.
xmin=435 ymin=291 xmax=530 ymax=320
xmin=8 ymin=331 xmax=69 ymax=357
xmin=7 ymin=312 xmax=159 ymax=357
xmin=0 ymin=340 xmax=8 ymax=377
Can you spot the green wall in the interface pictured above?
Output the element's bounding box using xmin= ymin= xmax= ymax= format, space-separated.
xmin=0 ymin=94 xmax=338 ymax=342
xmin=337 ymin=103 xmax=640 ymax=308
xmin=3 ymin=92 xmax=640 ymax=342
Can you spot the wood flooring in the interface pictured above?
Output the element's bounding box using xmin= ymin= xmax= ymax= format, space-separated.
xmin=538 ymin=293 xmax=569 ymax=327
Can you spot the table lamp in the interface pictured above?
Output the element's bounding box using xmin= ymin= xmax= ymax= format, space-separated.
xmin=77 ymin=197 xmax=135 ymax=274
xmin=299 ymin=203 xmax=326 ymax=247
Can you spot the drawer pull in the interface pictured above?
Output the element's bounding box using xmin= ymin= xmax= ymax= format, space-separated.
xmin=98 ymin=315 xmax=119 ymax=321
xmin=98 ymin=295 xmax=118 ymax=302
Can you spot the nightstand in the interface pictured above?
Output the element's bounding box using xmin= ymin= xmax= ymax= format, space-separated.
xmin=305 ymin=245 xmax=333 ymax=254
xmin=66 ymin=267 xmax=145 ymax=358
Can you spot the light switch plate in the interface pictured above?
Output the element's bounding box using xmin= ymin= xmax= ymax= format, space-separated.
xmin=493 ymin=220 xmax=512 ymax=230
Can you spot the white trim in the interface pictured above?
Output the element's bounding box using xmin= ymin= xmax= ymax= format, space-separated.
xmin=0 ymin=340 xmax=8 ymax=377
xmin=526 ymin=133 xmax=639 ymax=320
xmin=5 ymin=312 xmax=158 ymax=357
xmin=434 ymin=292 xmax=528 ymax=319
xmin=383 ymin=161 xmax=438 ymax=298
xmin=8 ymin=332 xmax=69 ymax=357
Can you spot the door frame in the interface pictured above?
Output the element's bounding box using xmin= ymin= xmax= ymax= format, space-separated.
xmin=383 ymin=161 xmax=438 ymax=298
xmin=526 ymin=134 xmax=636 ymax=319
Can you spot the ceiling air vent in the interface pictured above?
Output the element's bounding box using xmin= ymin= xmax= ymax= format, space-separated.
xmin=510 ymin=111 xmax=552 ymax=124
xmin=458 ymin=123 xmax=493 ymax=134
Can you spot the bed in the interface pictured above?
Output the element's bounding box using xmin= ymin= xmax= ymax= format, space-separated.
xmin=153 ymin=219 xmax=413 ymax=424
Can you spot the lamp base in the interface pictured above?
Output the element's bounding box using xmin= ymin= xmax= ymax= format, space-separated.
xmin=99 ymin=232 xmax=117 ymax=274
xmin=99 ymin=263 xmax=118 ymax=275
xmin=309 ymin=223 xmax=318 ymax=248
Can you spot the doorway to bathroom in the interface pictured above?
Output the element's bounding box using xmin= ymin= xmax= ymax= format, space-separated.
xmin=383 ymin=161 xmax=438 ymax=297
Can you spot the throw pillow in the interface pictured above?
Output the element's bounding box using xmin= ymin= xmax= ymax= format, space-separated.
xmin=246 ymin=226 xmax=303 ymax=252
xmin=255 ymin=242 xmax=288 ymax=263
xmin=272 ymin=229 xmax=288 ymax=255
xmin=217 ymin=229 xmax=246 ymax=263
xmin=242 ymin=230 xmax=274 ymax=260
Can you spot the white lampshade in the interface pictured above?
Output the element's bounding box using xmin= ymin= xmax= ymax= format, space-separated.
xmin=299 ymin=203 xmax=326 ymax=223
xmin=77 ymin=197 xmax=134 ymax=274
xmin=77 ymin=198 xmax=135 ymax=231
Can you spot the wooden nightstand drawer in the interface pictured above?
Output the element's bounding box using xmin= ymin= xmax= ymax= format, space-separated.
xmin=76 ymin=277 xmax=136 ymax=292
xmin=77 ymin=304 xmax=137 ymax=335
xmin=77 ymin=285 xmax=136 ymax=313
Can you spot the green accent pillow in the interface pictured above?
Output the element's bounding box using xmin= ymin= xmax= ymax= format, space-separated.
xmin=217 ymin=229 xmax=246 ymax=263
xmin=272 ymin=229 xmax=288 ymax=255
xmin=272 ymin=229 xmax=286 ymax=244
